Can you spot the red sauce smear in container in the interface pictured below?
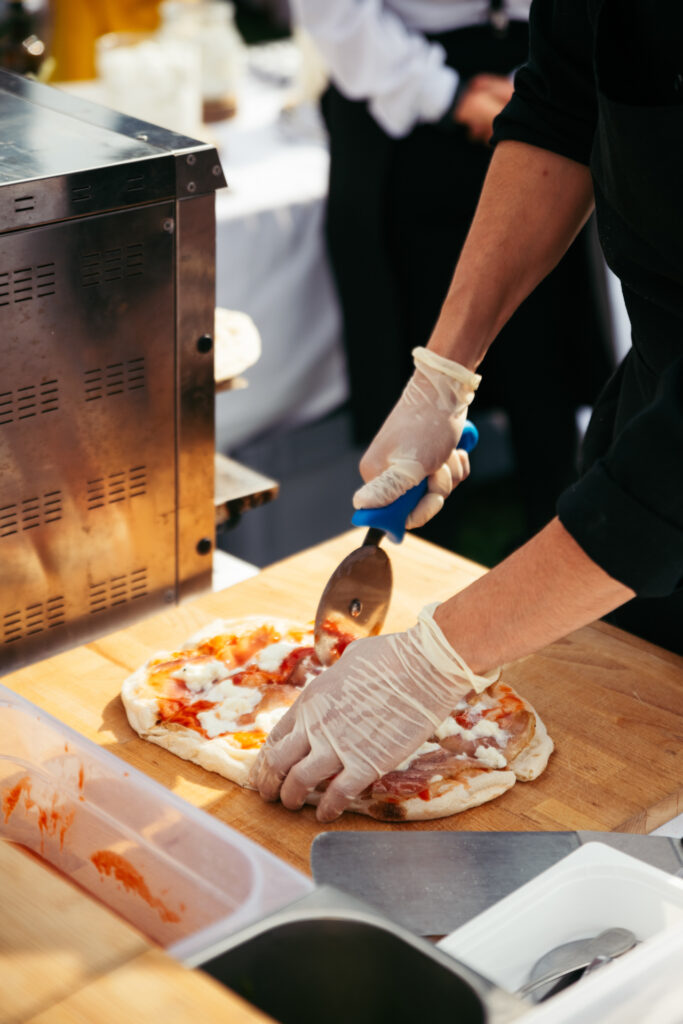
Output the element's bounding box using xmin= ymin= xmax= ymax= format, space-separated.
xmin=90 ymin=850 xmax=181 ymax=924
xmin=2 ymin=776 xmax=31 ymax=823
xmin=2 ymin=776 xmax=74 ymax=851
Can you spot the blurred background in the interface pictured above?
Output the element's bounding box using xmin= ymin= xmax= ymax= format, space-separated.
xmin=0 ymin=0 xmax=632 ymax=575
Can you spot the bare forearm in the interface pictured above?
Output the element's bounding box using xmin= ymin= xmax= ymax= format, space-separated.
xmin=429 ymin=140 xmax=595 ymax=369
xmin=434 ymin=518 xmax=635 ymax=674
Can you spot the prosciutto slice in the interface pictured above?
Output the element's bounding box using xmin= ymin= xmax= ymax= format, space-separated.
xmin=370 ymin=749 xmax=481 ymax=799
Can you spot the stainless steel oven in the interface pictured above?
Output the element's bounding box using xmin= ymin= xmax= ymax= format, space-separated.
xmin=0 ymin=69 xmax=226 ymax=673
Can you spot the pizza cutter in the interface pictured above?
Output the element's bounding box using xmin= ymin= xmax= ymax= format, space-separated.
xmin=313 ymin=421 xmax=479 ymax=666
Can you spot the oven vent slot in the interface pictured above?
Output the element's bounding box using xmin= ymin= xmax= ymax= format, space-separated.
xmin=14 ymin=195 xmax=35 ymax=213
xmin=89 ymin=568 xmax=148 ymax=614
xmin=0 ymin=263 xmax=56 ymax=306
xmin=84 ymin=358 xmax=145 ymax=401
xmin=0 ymin=490 xmax=63 ymax=537
xmin=86 ymin=466 xmax=147 ymax=509
xmin=125 ymin=175 xmax=145 ymax=194
xmin=0 ymin=379 xmax=60 ymax=425
xmin=2 ymin=596 xmax=66 ymax=644
xmin=80 ymin=243 xmax=145 ymax=287
xmin=71 ymin=183 xmax=93 ymax=204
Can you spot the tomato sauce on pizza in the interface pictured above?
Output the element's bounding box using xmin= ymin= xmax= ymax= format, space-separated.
xmin=121 ymin=617 xmax=553 ymax=822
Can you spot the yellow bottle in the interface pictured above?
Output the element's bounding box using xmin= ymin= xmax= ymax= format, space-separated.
xmin=50 ymin=0 xmax=162 ymax=80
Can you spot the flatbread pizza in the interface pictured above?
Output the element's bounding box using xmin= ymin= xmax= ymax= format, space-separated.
xmin=121 ymin=617 xmax=553 ymax=821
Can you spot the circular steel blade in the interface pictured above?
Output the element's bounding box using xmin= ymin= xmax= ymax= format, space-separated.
xmin=314 ymin=542 xmax=393 ymax=666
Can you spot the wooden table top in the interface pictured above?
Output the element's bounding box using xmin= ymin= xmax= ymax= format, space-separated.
xmin=2 ymin=529 xmax=682 ymax=1021
xmin=3 ymin=529 xmax=682 ymax=883
xmin=0 ymin=839 xmax=271 ymax=1024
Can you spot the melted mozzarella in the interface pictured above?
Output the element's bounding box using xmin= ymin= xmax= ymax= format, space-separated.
xmin=435 ymin=714 xmax=506 ymax=743
xmin=255 ymin=641 xmax=299 ymax=672
xmin=474 ymin=745 xmax=507 ymax=769
xmin=171 ymin=659 xmax=231 ymax=692
xmin=173 ymin=632 xmax=314 ymax=740
xmin=254 ymin=705 xmax=289 ymax=734
xmin=196 ymin=682 xmax=262 ymax=738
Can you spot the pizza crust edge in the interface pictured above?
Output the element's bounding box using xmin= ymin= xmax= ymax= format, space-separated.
xmin=507 ymin=703 xmax=554 ymax=781
xmin=120 ymin=618 xmax=554 ymax=821
xmin=120 ymin=616 xmax=314 ymax=791
xmin=302 ymin=768 xmax=516 ymax=822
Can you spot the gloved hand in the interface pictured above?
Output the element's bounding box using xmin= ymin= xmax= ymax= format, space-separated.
xmin=251 ymin=603 xmax=500 ymax=823
xmin=353 ymin=347 xmax=481 ymax=530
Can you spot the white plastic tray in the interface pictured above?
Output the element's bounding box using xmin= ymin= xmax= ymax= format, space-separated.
xmin=437 ymin=841 xmax=683 ymax=993
xmin=520 ymin=917 xmax=683 ymax=1024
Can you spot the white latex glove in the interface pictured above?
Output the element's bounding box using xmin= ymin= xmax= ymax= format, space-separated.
xmin=353 ymin=347 xmax=482 ymax=529
xmin=251 ymin=603 xmax=499 ymax=823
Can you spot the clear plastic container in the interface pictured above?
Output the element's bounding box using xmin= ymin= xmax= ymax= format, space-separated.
xmin=0 ymin=684 xmax=312 ymax=950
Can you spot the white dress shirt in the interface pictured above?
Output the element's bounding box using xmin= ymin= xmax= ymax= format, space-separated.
xmin=291 ymin=0 xmax=531 ymax=138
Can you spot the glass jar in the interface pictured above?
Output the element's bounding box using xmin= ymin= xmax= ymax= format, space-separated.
xmin=159 ymin=0 xmax=245 ymax=122
xmin=95 ymin=30 xmax=202 ymax=137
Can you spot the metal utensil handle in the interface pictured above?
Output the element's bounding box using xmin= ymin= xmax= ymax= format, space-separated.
xmin=351 ymin=420 xmax=479 ymax=543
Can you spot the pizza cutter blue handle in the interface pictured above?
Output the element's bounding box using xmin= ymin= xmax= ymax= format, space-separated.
xmin=351 ymin=419 xmax=479 ymax=543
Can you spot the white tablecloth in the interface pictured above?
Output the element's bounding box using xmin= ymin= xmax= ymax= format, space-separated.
xmin=210 ymin=69 xmax=362 ymax=567
xmin=212 ymin=75 xmax=349 ymax=453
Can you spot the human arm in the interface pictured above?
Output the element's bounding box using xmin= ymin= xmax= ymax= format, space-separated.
xmin=433 ymin=517 xmax=635 ymax=674
xmin=423 ymin=138 xmax=595 ymax=371
xmin=355 ymin=0 xmax=599 ymax=510
xmin=290 ymin=0 xmax=457 ymax=137
xmin=253 ymin=516 xmax=634 ymax=822
xmin=354 ymin=139 xmax=595 ymax=520
xmin=428 ymin=0 xmax=600 ymax=367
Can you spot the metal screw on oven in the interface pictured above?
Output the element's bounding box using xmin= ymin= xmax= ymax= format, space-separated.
xmin=186 ymin=153 xmax=197 ymax=166
xmin=197 ymin=335 xmax=213 ymax=354
xmin=163 ymin=218 xmax=175 ymax=233
xmin=186 ymin=181 xmax=197 ymax=193
xmin=196 ymin=538 xmax=212 ymax=555
xmin=212 ymin=164 xmax=222 ymax=176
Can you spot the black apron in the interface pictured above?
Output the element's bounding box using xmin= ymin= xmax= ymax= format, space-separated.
xmin=579 ymin=0 xmax=683 ymax=652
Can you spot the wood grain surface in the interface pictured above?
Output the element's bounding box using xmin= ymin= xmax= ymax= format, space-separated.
xmin=3 ymin=531 xmax=682 ymax=880
xmin=0 ymin=841 xmax=272 ymax=1024
xmin=25 ymin=949 xmax=272 ymax=1024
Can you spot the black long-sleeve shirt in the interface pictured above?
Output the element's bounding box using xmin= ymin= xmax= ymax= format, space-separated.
xmin=492 ymin=0 xmax=683 ymax=600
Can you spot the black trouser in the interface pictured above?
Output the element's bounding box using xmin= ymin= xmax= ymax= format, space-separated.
xmin=322 ymin=22 xmax=614 ymax=540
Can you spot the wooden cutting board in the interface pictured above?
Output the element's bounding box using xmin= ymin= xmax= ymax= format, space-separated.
xmin=2 ymin=531 xmax=682 ymax=878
